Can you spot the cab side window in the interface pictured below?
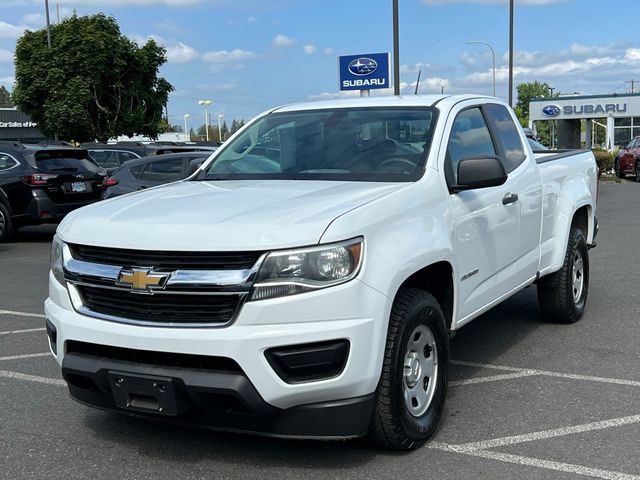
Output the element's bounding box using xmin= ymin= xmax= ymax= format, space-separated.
xmin=445 ymin=107 xmax=496 ymax=186
xmin=484 ymin=104 xmax=526 ymax=173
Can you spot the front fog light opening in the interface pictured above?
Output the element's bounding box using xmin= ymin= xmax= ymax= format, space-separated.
xmin=265 ymin=339 xmax=350 ymax=384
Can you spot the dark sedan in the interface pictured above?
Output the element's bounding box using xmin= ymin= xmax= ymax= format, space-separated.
xmin=102 ymin=151 xmax=213 ymax=199
xmin=0 ymin=142 xmax=107 ymax=241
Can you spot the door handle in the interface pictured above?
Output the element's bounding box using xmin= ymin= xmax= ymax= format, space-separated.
xmin=502 ymin=193 xmax=519 ymax=205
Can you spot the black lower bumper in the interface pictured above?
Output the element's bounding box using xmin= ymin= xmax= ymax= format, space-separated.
xmin=61 ymin=353 xmax=374 ymax=439
xmin=16 ymin=194 xmax=98 ymax=226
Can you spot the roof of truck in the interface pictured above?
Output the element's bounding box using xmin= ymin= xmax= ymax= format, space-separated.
xmin=272 ymin=94 xmax=496 ymax=113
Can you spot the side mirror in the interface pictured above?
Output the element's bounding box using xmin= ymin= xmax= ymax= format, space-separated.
xmin=451 ymin=156 xmax=507 ymax=193
xmin=187 ymin=160 xmax=205 ymax=177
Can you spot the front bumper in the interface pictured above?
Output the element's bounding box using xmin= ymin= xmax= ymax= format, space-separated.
xmin=46 ymin=273 xmax=391 ymax=438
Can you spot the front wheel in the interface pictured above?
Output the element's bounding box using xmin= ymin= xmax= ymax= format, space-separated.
xmin=537 ymin=227 xmax=589 ymax=323
xmin=367 ymin=288 xmax=449 ymax=450
xmin=635 ymin=162 xmax=640 ymax=183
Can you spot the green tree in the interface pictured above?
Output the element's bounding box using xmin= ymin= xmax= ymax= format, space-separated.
xmin=515 ymin=81 xmax=557 ymax=147
xmin=12 ymin=13 xmax=172 ymax=142
xmin=0 ymin=85 xmax=13 ymax=107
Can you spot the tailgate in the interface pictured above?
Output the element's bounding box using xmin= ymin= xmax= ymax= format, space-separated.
xmin=31 ymin=149 xmax=107 ymax=203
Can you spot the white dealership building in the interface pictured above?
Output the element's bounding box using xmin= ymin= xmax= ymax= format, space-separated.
xmin=529 ymin=93 xmax=640 ymax=150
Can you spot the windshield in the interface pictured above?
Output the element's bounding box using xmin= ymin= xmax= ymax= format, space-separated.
xmin=198 ymin=107 xmax=437 ymax=182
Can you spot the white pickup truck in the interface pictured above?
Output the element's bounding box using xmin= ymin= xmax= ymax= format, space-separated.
xmin=45 ymin=95 xmax=598 ymax=450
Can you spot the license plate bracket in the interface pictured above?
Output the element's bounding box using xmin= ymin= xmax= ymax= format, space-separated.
xmin=70 ymin=181 xmax=86 ymax=192
xmin=108 ymin=371 xmax=181 ymax=416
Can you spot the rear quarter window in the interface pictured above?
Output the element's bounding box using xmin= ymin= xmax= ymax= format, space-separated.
xmin=0 ymin=154 xmax=19 ymax=171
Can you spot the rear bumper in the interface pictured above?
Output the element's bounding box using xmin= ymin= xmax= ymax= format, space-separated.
xmin=62 ymin=352 xmax=374 ymax=439
xmin=18 ymin=192 xmax=99 ymax=225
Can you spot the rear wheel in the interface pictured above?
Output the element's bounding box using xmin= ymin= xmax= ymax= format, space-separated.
xmin=0 ymin=203 xmax=15 ymax=243
xmin=635 ymin=162 xmax=640 ymax=183
xmin=367 ymin=288 xmax=449 ymax=450
xmin=537 ymin=227 xmax=589 ymax=323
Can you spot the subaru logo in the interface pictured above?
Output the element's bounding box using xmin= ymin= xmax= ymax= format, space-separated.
xmin=348 ymin=57 xmax=378 ymax=76
xmin=542 ymin=105 xmax=561 ymax=117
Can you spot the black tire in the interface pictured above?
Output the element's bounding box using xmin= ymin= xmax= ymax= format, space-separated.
xmin=366 ymin=288 xmax=449 ymax=450
xmin=635 ymin=161 xmax=640 ymax=183
xmin=0 ymin=202 xmax=15 ymax=243
xmin=615 ymin=159 xmax=624 ymax=179
xmin=537 ymin=227 xmax=589 ymax=323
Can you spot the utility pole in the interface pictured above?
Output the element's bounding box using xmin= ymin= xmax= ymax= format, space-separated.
xmin=549 ymin=87 xmax=556 ymax=97
xmin=626 ymin=80 xmax=637 ymax=93
xmin=508 ymin=0 xmax=514 ymax=106
xmin=392 ymin=0 xmax=400 ymax=96
xmin=44 ymin=0 xmax=52 ymax=48
xmin=56 ymin=2 xmax=60 ymax=23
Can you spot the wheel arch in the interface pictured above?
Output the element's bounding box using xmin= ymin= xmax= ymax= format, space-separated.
xmin=394 ymin=261 xmax=455 ymax=332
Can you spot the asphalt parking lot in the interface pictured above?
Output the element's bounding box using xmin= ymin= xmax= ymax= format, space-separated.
xmin=1 ymin=181 xmax=639 ymax=480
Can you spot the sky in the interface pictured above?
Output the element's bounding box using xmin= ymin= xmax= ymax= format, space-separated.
xmin=1 ymin=0 xmax=640 ymax=129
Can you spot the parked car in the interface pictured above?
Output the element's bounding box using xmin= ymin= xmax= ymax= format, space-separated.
xmin=82 ymin=142 xmax=216 ymax=175
xmin=614 ymin=136 xmax=640 ymax=181
xmin=47 ymin=95 xmax=597 ymax=449
xmin=80 ymin=142 xmax=150 ymax=174
xmin=102 ymin=151 xmax=212 ymax=199
xmin=0 ymin=142 xmax=107 ymax=242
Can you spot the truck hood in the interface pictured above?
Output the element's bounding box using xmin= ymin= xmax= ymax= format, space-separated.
xmin=57 ymin=180 xmax=407 ymax=251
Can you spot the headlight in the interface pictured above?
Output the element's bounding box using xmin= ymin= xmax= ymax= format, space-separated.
xmin=250 ymin=237 xmax=363 ymax=301
xmin=50 ymin=235 xmax=66 ymax=286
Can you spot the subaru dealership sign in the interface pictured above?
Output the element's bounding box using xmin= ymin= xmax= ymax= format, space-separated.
xmin=339 ymin=53 xmax=390 ymax=91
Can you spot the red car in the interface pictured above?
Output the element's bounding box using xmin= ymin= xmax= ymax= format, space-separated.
xmin=615 ymin=137 xmax=640 ymax=181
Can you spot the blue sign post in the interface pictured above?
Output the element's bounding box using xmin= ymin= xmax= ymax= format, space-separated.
xmin=339 ymin=53 xmax=390 ymax=95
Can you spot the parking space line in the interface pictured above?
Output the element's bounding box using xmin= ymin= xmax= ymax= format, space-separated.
xmin=454 ymin=414 xmax=640 ymax=451
xmin=0 ymin=352 xmax=50 ymax=361
xmin=0 ymin=370 xmax=65 ymax=386
xmin=449 ymin=370 xmax=539 ymax=387
xmin=452 ymin=359 xmax=640 ymax=388
xmin=429 ymin=444 xmax=640 ymax=480
xmin=0 ymin=327 xmax=46 ymax=336
xmin=0 ymin=309 xmax=45 ymax=318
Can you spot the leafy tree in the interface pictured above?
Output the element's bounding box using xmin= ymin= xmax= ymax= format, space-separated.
xmin=516 ymin=81 xmax=554 ymax=121
xmin=12 ymin=13 xmax=173 ymax=142
xmin=0 ymin=85 xmax=13 ymax=107
xmin=515 ymin=81 xmax=558 ymax=147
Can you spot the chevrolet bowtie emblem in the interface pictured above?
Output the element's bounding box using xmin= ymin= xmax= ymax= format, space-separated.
xmin=116 ymin=267 xmax=169 ymax=293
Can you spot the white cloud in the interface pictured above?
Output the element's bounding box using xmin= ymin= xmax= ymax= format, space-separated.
xmin=202 ymin=49 xmax=256 ymax=63
xmin=0 ymin=76 xmax=16 ymax=86
xmin=323 ymin=47 xmax=334 ymax=55
xmin=0 ymin=50 xmax=13 ymax=63
xmin=202 ymin=49 xmax=256 ymax=71
xmin=626 ymin=49 xmax=640 ymax=61
xmin=303 ymin=44 xmax=317 ymax=55
xmin=273 ymin=34 xmax=294 ymax=48
xmin=165 ymin=42 xmax=199 ymax=63
xmin=0 ymin=21 xmax=27 ymax=39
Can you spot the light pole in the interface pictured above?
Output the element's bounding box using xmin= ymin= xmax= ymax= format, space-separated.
xmin=508 ymin=0 xmax=514 ymax=106
xmin=183 ymin=114 xmax=190 ymax=142
xmin=198 ymin=100 xmax=212 ymax=141
xmin=467 ymin=41 xmax=496 ymax=97
xmin=217 ymin=113 xmax=224 ymax=143
xmin=392 ymin=0 xmax=400 ymax=95
xmin=44 ymin=0 xmax=52 ymax=48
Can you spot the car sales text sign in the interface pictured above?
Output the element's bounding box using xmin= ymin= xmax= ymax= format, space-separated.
xmin=339 ymin=53 xmax=390 ymax=91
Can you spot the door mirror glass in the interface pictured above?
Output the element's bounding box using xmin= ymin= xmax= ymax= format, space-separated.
xmin=452 ymin=156 xmax=507 ymax=192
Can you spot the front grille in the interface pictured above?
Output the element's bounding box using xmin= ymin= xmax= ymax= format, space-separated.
xmin=66 ymin=340 xmax=242 ymax=372
xmin=69 ymin=244 xmax=264 ymax=270
xmin=76 ymin=285 xmax=242 ymax=325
